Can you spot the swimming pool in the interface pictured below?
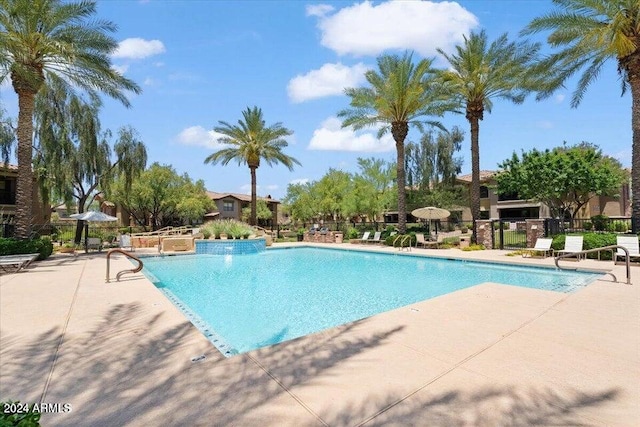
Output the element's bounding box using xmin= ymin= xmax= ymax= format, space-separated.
xmin=142 ymin=247 xmax=601 ymax=356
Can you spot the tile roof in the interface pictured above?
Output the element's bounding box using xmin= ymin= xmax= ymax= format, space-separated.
xmin=456 ymin=170 xmax=496 ymax=183
xmin=206 ymin=191 xmax=280 ymax=203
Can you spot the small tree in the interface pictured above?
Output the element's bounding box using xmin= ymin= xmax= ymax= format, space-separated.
xmin=241 ymin=199 xmax=272 ymax=224
xmin=495 ymin=143 xmax=628 ymax=219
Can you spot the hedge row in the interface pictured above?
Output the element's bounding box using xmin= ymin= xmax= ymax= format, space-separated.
xmin=551 ymin=233 xmax=618 ymax=260
xmin=0 ymin=237 xmax=54 ymax=260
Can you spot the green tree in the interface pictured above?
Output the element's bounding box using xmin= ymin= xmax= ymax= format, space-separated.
xmin=495 ymin=143 xmax=628 ymax=219
xmin=437 ymin=30 xmax=541 ymax=240
xmin=0 ymin=0 xmax=141 ymax=239
xmin=241 ymin=199 xmax=272 ymax=224
xmin=351 ymin=157 xmax=396 ymax=224
xmin=314 ymin=168 xmax=353 ymax=222
xmin=406 ymin=126 xmax=464 ymax=192
xmin=283 ymin=181 xmax=318 ymax=223
xmin=405 ymin=127 xmax=466 ymax=212
xmin=339 ymin=51 xmax=454 ymax=233
xmin=205 ymin=106 xmax=300 ymax=226
xmin=33 ymin=82 xmax=146 ymax=243
xmin=110 ymin=163 xmax=214 ymax=230
xmin=523 ymin=0 xmax=640 ymax=232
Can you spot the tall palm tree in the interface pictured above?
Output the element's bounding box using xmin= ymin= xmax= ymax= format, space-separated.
xmin=523 ymin=0 xmax=640 ymax=233
xmin=339 ymin=51 xmax=454 ymax=234
xmin=205 ymin=106 xmax=300 ymax=226
xmin=437 ymin=30 xmax=541 ymax=241
xmin=0 ymin=0 xmax=140 ymax=239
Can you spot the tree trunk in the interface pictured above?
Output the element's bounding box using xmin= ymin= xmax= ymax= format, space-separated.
xmin=469 ymin=115 xmax=481 ymax=243
xmin=250 ymin=165 xmax=257 ymax=226
xmin=392 ymin=121 xmax=409 ymax=234
xmin=630 ymin=58 xmax=640 ymax=233
xmin=14 ymin=90 xmax=36 ymax=239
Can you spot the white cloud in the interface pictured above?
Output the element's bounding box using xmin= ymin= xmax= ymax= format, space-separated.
xmin=289 ymin=178 xmax=310 ymax=185
xmin=535 ymin=120 xmax=554 ymax=130
xmin=175 ymin=126 xmax=229 ymax=149
xmin=287 ymin=62 xmax=369 ymax=103
xmin=306 ymin=4 xmax=334 ymax=17
xmin=308 ymin=117 xmax=394 ymax=152
xmin=113 ymin=38 xmax=166 ymax=59
xmin=554 ymin=94 xmax=566 ymax=103
xmin=313 ymin=1 xmax=478 ymax=57
xmin=111 ymin=64 xmax=129 ymax=74
xmin=143 ymin=77 xmax=156 ymax=86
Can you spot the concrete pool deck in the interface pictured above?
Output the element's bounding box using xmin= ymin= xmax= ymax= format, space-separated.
xmin=0 ymin=243 xmax=638 ymax=426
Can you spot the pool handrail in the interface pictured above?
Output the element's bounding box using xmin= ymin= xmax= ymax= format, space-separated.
xmin=554 ymin=245 xmax=631 ymax=285
xmin=106 ymin=249 xmax=144 ymax=283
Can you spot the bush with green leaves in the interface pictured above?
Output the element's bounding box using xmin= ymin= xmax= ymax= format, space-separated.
xmin=552 ymin=233 xmax=618 ymax=260
xmin=346 ymin=227 xmax=359 ymax=239
xmin=0 ymin=401 xmax=41 ymax=426
xmin=461 ymin=244 xmax=485 ymax=251
xmin=201 ymin=219 xmax=254 ymax=239
xmin=590 ymin=214 xmax=608 ymax=231
xmin=0 ymin=237 xmax=53 ymax=260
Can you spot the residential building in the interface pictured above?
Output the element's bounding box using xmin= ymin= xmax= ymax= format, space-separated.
xmin=455 ymin=170 xmax=630 ymax=221
xmin=206 ymin=191 xmax=279 ymax=226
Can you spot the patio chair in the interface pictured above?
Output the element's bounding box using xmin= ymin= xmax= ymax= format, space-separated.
xmin=415 ymin=233 xmax=429 ymax=248
xmin=86 ymin=237 xmax=103 ymax=252
xmin=365 ymin=231 xmax=382 ymax=244
xmin=351 ymin=231 xmax=370 ymax=244
xmin=119 ymin=234 xmax=135 ymax=251
xmin=0 ymin=253 xmax=39 ymax=273
xmin=522 ymin=238 xmax=553 ymax=258
xmin=556 ymin=235 xmax=584 ymax=260
xmin=615 ymin=235 xmax=640 ymax=264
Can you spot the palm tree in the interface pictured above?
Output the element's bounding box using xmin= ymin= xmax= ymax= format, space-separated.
xmin=339 ymin=51 xmax=454 ymax=234
xmin=437 ymin=30 xmax=541 ymax=241
xmin=0 ymin=0 xmax=140 ymax=239
xmin=523 ymin=0 xmax=640 ymax=233
xmin=205 ymin=106 xmax=300 ymax=226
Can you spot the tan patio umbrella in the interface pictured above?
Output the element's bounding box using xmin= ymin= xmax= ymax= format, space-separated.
xmin=411 ymin=207 xmax=450 ymax=235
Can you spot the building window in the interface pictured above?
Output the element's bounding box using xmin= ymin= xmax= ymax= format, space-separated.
xmin=479 ymin=211 xmax=490 ymax=220
xmin=223 ymin=200 xmax=234 ymax=212
xmin=479 ymin=186 xmax=489 ymax=199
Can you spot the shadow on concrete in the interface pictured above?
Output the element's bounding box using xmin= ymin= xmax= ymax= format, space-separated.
xmin=1 ymin=301 xmax=621 ymax=426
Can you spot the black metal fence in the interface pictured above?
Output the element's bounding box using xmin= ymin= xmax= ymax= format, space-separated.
xmin=491 ymin=219 xmax=527 ymax=250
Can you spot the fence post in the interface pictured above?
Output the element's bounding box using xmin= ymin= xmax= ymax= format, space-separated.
xmin=526 ymin=219 xmax=545 ymax=248
xmin=475 ymin=220 xmax=493 ymax=249
xmin=498 ymin=220 xmax=504 ymax=250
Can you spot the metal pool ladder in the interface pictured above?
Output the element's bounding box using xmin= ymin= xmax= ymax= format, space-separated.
xmin=554 ymin=245 xmax=632 ymax=285
xmin=106 ymin=249 xmax=144 ymax=283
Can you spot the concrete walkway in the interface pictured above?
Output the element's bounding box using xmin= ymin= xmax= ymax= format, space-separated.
xmin=0 ymin=245 xmax=638 ymax=426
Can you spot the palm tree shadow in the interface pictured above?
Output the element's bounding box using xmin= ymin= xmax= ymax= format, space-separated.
xmin=0 ymin=303 xmax=623 ymax=426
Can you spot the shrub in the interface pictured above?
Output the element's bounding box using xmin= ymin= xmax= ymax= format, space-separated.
xmin=442 ymin=237 xmax=460 ymax=246
xmin=461 ymin=244 xmax=485 ymax=251
xmin=346 ymin=227 xmax=359 ymax=239
xmin=552 ymin=233 xmax=617 ymax=260
xmin=583 ymin=221 xmax=592 ymax=231
xmin=0 ymin=237 xmax=53 ymax=260
xmin=201 ymin=229 xmax=211 ymax=239
xmin=0 ymin=401 xmax=41 ymax=426
xmin=590 ymin=214 xmax=608 ymax=231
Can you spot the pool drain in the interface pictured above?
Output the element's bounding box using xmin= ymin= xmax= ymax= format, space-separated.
xmin=191 ymin=354 xmax=206 ymax=363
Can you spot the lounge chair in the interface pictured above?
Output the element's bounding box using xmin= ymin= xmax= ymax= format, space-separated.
xmin=615 ymin=235 xmax=640 ymax=264
xmin=86 ymin=237 xmax=103 ymax=252
xmin=365 ymin=231 xmax=382 ymax=244
xmin=522 ymin=237 xmax=553 ymax=258
xmin=119 ymin=234 xmax=135 ymax=251
xmin=0 ymin=253 xmax=39 ymax=273
xmin=351 ymin=231 xmax=370 ymax=244
xmin=415 ymin=233 xmax=429 ymax=248
xmin=556 ymin=235 xmax=584 ymax=260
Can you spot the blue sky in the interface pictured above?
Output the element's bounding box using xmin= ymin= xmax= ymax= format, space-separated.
xmin=0 ymin=0 xmax=632 ymax=201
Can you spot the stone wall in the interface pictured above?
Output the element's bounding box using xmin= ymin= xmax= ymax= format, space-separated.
xmin=304 ymin=231 xmax=336 ymax=243
xmin=525 ymin=219 xmax=545 ymax=248
xmin=475 ymin=220 xmax=493 ymax=248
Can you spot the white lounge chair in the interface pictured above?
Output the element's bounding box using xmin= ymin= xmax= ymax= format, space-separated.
xmin=86 ymin=237 xmax=103 ymax=252
xmin=556 ymin=235 xmax=584 ymax=260
xmin=615 ymin=235 xmax=639 ymax=264
xmin=0 ymin=253 xmax=39 ymax=273
xmin=365 ymin=231 xmax=382 ymax=244
xmin=352 ymin=231 xmax=370 ymax=244
xmin=119 ymin=234 xmax=135 ymax=251
xmin=523 ymin=237 xmax=553 ymax=258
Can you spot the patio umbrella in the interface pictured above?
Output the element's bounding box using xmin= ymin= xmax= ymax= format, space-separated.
xmin=411 ymin=207 xmax=450 ymax=235
xmin=70 ymin=211 xmax=118 ymax=222
xmin=70 ymin=211 xmax=118 ymax=250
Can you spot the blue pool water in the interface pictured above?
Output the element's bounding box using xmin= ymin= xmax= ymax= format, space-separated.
xmin=142 ymin=247 xmax=601 ymax=356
